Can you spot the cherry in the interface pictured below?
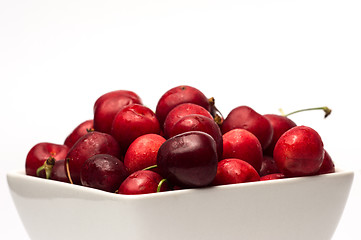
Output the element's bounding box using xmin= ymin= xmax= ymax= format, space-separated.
xmin=157 ymin=131 xmax=218 ymax=188
xmin=263 ymin=114 xmax=297 ymax=156
xmin=66 ymin=131 xmax=122 ymax=185
xmin=222 ymin=129 xmax=263 ymax=173
xmin=317 ymin=150 xmax=335 ymax=175
xmin=50 ymin=159 xmax=70 ymax=183
xmin=25 ymin=142 xmax=69 ymax=178
xmin=259 ymin=155 xmax=280 ymax=177
xmin=273 ymin=125 xmax=324 ymax=177
xmin=93 ymin=90 xmax=142 ymax=134
xmin=155 ymin=85 xmax=211 ymax=127
xmin=163 ymin=103 xmax=213 ymax=138
xmin=80 ymin=154 xmax=128 ymax=193
xmin=260 ymin=173 xmax=285 ymax=181
xmin=64 ymin=119 xmax=94 ymax=148
xmin=221 ymin=106 xmax=273 ymax=150
xmin=111 ymin=104 xmax=160 ymax=153
xmin=118 ymin=170 xmax=168 ymax=195
xmin=167 ymin=114 xmax=223 ymax=160
xmin=212 ymin=158 xmax=260 ymax=186
xmin=123 ymin=134 xmax=166 ymax=174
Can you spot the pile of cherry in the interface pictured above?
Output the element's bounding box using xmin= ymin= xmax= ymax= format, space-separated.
xmin=25 ymin=85 xmax=335 ymax=195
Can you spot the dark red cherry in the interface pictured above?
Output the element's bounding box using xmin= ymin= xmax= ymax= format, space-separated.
xmin=50 ymin=159 xmax=70 ymax=183
xmin=66 ymin=131 xmax=122 ymax=185
xmin=168 ymin=114 xmax=223 ymax=160
xmin=111 ymin=104 xmax=160 ymax=153
xmin=25 ymin=142 xmax=69 ymax=178
xmin=273 ymin=125 xmax=324 ymax=177
xmin=157 ymin=131 xmax=218 ymax=188
xmin=212 ymin=158 xmax=260 ymax=186
xmin=155 ymin=85 xmax=211 ymax=127
xmin=263 ymin=114 xmax=297 ymax=156
xmin=64 ymin=119 xmax=94 ymax=148
xmin=118 ymin=170 xmax=168 ymax=195
xmin=317 ymin=150 xmax=335 ymax=174
xmin=80 ymin=154 xmax=128 ymax=192
xmin=259 ymin=155 xmax=280 ymax=177
xmin=221 ymin=106 xmax=273 ymax=150
xmin=93 ymin=90 xmax=142 ymax=134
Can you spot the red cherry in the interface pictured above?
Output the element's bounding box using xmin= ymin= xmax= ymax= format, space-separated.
xmin=64 ymin=119 xmax=94 ymax=148
xmin=168 ymin=114 xmax=223 ymax=160
xmin=118 ymin=170 xmax=168 ymax=195
xmin=221 ymin=106 xmax=273 ymax=150
xmin=273 ymin=125 xmax=324 ymax=177
xmin=66 ymin=131 xmax=122 ymax=185
xmin=93 ymin=90 xmax=142 ymax=134
xmin=124 ymin=134 xmax=166 ymax=174
xmin=222 ymin=129 xmax=263 ymax=173
xmin=157 ymin=131 xmax=218 ymax=188
xmin=111 ymin=104 xmax=160 ymax=153
xmin=212 ymin=158 xmax=260 ymax=186
xmin=317 ymin=150 xmax=335 ymax=174
xmin=25 ymin=142 xmax=69 ymax=178
xmin=260 ymin=173 xmax=285 ymax=181
xmin=163 ymin=103 xmax=213 ymax=138
xmin=263 ymin=114 xmax=297 ymax=156
xmin=259 ymin=155 xmax=280 ymax=177
xmin=80 ymin=154 xmax=128 ymax=193
xmin=155 ymin=85 xmax=211 ymax=127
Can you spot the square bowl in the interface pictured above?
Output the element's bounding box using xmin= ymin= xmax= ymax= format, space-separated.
xmin=7 ymin=169 xmax=353 ymax=240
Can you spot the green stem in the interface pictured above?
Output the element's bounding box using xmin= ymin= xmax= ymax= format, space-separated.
xmin=281 ymin=106 xmax=332 ymax=118
xmin=157 ymin=179 xmax=167 ymax=193
xmin=143 ymin=165 xmax=158 ymax=171
xmin=36 ymin=157 xmax=55 ymax=179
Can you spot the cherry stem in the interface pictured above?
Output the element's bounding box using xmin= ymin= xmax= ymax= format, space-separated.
xmin=157 ymin=179 xmax=167 ymax=193
xmin=65 ymin=158 xmax=74 ymax=184
xmin=208 ymin=97 xmax=224 ymax=126
xmin=280 ymin=106 xmax=332 ymax=118
xmin=143 ymin=165 xmax=158 ymax=171
xmin=36 ymin=157 xmax=55 ymax=179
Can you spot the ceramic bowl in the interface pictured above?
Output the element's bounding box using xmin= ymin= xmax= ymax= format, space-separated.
xmin=7 ymin=169 xmax=353 ymax=240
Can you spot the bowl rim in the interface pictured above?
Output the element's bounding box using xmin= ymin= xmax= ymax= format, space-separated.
xmin=7 ymin=168 xmax=354 ymax=201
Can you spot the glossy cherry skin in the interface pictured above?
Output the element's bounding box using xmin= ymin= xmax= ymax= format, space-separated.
xmin=222 ymin=129 xmax=263 ymax=173
xmin=111 ymin=104 xmax=160 ymax=154
xmin=64 ymin=119 xmax=94 ymax=148
xmin=263 ymin=114 xmax=297 ymax=156
xmin=221 ymin=106 xmax=273 ymax=150
xmin=317 ymin=150 xmax=335 ymax=175
xmin=260 ymin=173 xmax=285 ymax=181
xmin=259 ymin=155 xmax=280 ymax=177
xmin=273 ymin=125 xmax=324 ymax=177
xmin=212 ymin=158 xmax=260 ymax=186
xmin=157 ymin=131 xmax=218 ymax=188
xmin=93 ymin=90 xmax=142 ymax=134
xmin=118 ymin=170 xmax=168 ymax=195
xmin=50 ymin=159 xmax=70 ymax=183
xmin=80 ymin=154 xmax=128 ymax=192
xmin=163 ymin=103 xmax=213 ymax=138
xmin=25 ymin=142 xmax=69 ymax=177
xmin=168 ymin=114 xmax=223 ymax=160
xmin=155 ymin=85 xmax=211 ymax=127
xmin=124 ymin=134 xmax=166 ymax=174
xmin=66 ymin=131 xmax=122 ymax=185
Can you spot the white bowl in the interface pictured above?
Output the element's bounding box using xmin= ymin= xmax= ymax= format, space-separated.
xmin=7 ymin=169 xmax=353 ymax=240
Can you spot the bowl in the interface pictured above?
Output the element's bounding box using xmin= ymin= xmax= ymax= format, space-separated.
xmin=7 ymin=169 xmax=353 ymax=240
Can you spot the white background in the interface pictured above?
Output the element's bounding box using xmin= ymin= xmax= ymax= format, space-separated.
xmin=1 ymin=0 xmax=360 ymax=239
